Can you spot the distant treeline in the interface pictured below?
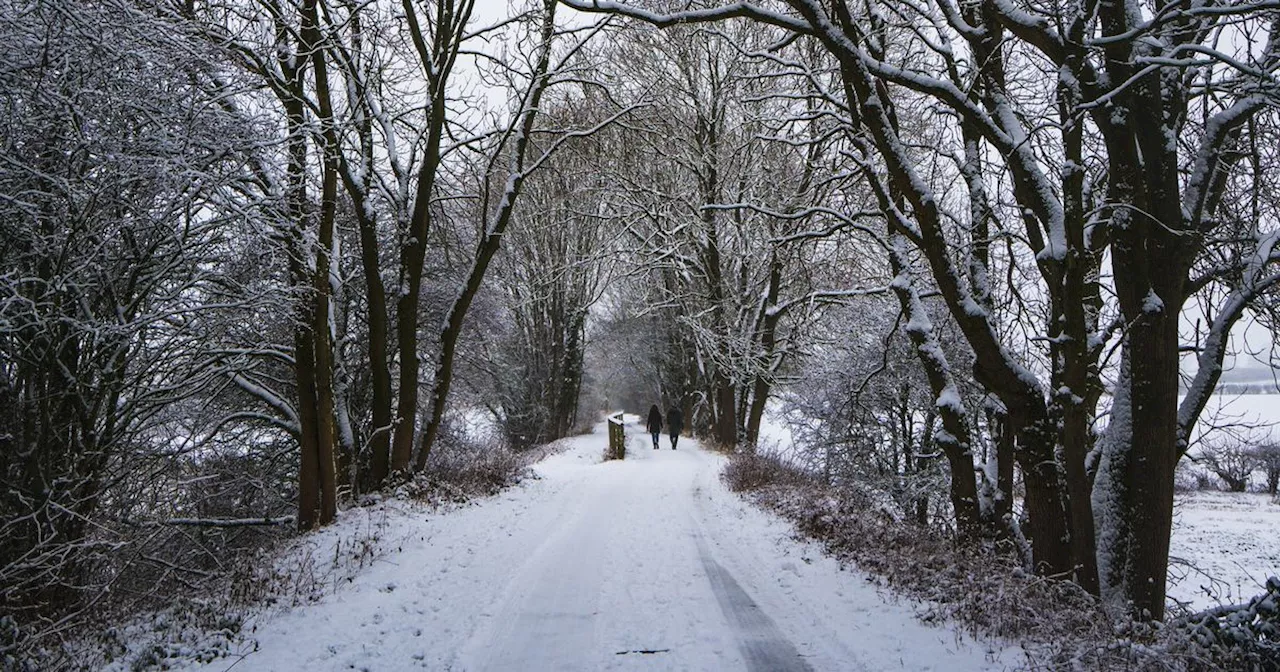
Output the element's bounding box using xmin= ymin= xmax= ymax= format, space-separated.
xmin=1204 ymin=384 xmax=1280 ymax=395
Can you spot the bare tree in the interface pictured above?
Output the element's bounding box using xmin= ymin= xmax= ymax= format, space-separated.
xmin=482 ymin=94 xmax=620 ymax=449
xmin=1255 ymin=443 xmax=1280 ymax=495
xmin=1195 ymin=438 xmax=1259 ymax=493
xmin=0 ymin=0 xmax=266 ymax=651
xmin=178 ymin=0 xmax=618 ymax=499
xmin=583 ymin=19 xmax=846 ymax=448
xmin=563 ymin=0 xmax=1280 ymax=620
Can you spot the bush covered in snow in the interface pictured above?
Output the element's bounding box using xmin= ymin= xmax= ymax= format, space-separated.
xmin=1172 ymin=576 xmax=1280 ymax=669
xmin=13 ymin=422 xmax=532 ymax=671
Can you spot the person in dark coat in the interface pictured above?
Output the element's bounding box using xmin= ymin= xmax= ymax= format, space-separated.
xmin=646 ymin=405 xmax=662 ymax=449
xmin=666 ymin=405 xmax=684 ymax=450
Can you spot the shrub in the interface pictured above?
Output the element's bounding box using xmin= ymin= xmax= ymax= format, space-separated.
xmin=1196 ymin=438 xmax=1259 ymax=492
xmin=406 ymin=434 xmax=528 ymax=505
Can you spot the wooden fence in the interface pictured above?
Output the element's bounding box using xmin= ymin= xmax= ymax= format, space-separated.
xmin=607 ymin=412 xmax=626 ymax=460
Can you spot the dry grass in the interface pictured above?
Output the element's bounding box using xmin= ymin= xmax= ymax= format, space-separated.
xmin=721 ymin=451 xmax=813 ymax=491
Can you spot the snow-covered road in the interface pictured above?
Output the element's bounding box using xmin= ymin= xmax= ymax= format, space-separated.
xmin=201 ymin=420 xmax=1003 ymax=671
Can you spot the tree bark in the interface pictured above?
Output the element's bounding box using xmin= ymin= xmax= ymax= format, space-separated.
xmin=416 ymin=0 xmax=558 ymax=468
xmin=305 ymin=0 xmax=340 ymax=525
xmin=388 ymin=0 xmax=472 ymax=473
xmin=744 ymin=254 xmax=782 ymax=447
xmin=279 ymin=36 xmax=326 ymax=531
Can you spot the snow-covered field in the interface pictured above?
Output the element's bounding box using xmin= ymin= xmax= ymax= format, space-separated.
xmin=174 ymin=419 xmax=1004 ymax=671
xmin=1168 ymin=490 xmax=1280 ymax=610
xmin=1171 ymin=393 xmax=1280 ymax=610
xmin=110 ymin=402 xmax=1276 ymax=671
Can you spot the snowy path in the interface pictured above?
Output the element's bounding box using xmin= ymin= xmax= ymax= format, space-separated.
xmin=201 ymin=420 xmax=1003 ymax=671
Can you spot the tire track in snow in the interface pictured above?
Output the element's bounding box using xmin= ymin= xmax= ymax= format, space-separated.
xmin=454 ymin=436 xmax=747 ymax=670
xmin=697 ymin=538 xmax=814 ymax=672
xmin=453 ymin=469 xmax=608 ymax=671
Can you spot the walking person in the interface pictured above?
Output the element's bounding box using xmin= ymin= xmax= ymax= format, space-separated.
xmin=666 ymin=404 xmax=684 ymax=450
xmin=646 ymin=404 xmax=662 ymax=450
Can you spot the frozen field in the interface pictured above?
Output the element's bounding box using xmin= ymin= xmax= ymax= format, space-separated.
xmin=1168 ymin=490 xmax=1280 ymax=610
xmin=1172 ymin=393 xmax=1280 ymax=609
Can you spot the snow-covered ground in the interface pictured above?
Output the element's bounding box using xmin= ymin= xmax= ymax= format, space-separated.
xmin=1170 ymin=393 xmax=1280 ymax=610
xmin=182 ymin=419 xmax=1005 ymax=671
xmin=1168 ymin=490 xmax=1280 ymax=610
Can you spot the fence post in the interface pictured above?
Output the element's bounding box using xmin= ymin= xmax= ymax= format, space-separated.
xmin=607 ymin=412 xmax=625 ymax=460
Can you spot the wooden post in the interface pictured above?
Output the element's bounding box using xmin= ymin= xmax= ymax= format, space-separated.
xmin=607 ymin=412 xmax=625 ymax=460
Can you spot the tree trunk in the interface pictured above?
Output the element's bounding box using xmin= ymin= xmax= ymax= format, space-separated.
xmin=1099 ymin=306 xmax=1181 ymax=619
xmin=745 ymin=254 xmax=782 ymax=448
xmin=354 ymin=200 xmax=392 ymax=485
xmin=293 ymin=315 xmax=323 ymax=530
xmin=389 ymin=127 xmax=443 ymax=472
xmin=1014 ymin=414 xmax=1075 ymax=578
xmin=417 ymin=0 xmax=557 ymax=468
xmin=745 ymin=377 xmax=771 ymax=448
xmin=279 ymin=41 xmax=326 ymax=530
xmin=713 ymin=375 xmax=737 ymax=447
xmin=300 ymin=0 xmax=339 ymax=526
xmin=389 ymin=0 xmax=462 ymax=473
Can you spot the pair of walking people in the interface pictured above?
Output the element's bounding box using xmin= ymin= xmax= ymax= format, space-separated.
xmin=646 ymin=404 xmax=683 ymax=450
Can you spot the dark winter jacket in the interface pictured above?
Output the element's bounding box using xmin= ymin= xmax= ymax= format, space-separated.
xmin=666 ymin=407 xmax=684 ymax=435
xmin=646 ymin=406 xmax=662 ymax=434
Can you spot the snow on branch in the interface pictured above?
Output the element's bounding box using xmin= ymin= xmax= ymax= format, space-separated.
xmin=699 ymin=203 xmax=887 ymax=247
xmin=230 ymin=373 xmax=300 ymax=429
xmin=558 ymin=0 xmax=813 ymax=34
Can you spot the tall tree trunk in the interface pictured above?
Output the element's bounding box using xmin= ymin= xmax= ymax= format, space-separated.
xmin=1053 ymin=84 xmax=1101 ymax=597
xmin=279 ymin=34 xmax=328 ymax=530
xmin=416 ymin=0 xmax=557 ymax=468
xmin=337 ymin=116 xmax=392 ymax=485
xmin=353 ymin=200 xmax=392 ymax=485
xmin=1096 ymin=209 xmax=1186 ymax=619
xmin=388 ymin=0 xmax=474 ymax=472
xmin=302 ymin=0 xmax=339 ymax=526
xmin=745 ymin=254 xmax=783 ymax=447
xmin=701 ymin=207 xmax=736 ymax=447
xmin=389 ymin=128 xmax=444 ymax=472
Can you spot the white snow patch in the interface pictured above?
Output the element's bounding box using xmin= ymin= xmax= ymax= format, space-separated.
xmin=1168 ymin=491 xmax=1280 ymax=610
xmin=1142 ymin=289 xmax=1164 ymax=314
